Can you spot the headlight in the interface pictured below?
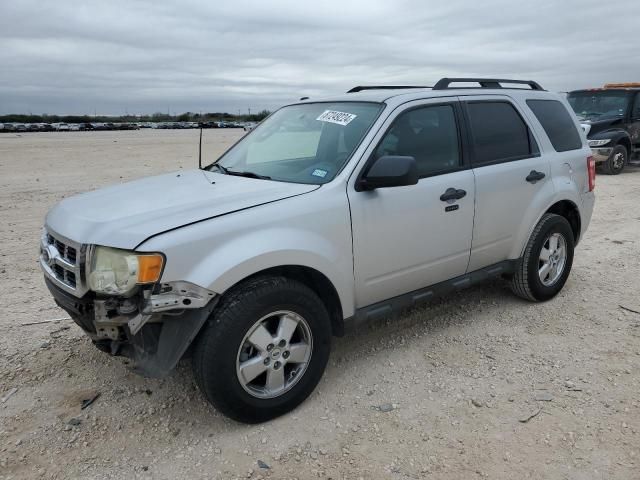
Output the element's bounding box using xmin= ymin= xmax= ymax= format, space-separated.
xmin=88 ymin=246 xmax=164 ymax=295
xmin=588 ymin=139 xmax=611 ymax=147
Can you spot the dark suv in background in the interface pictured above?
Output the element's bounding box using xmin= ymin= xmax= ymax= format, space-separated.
xmin=568 ymin=83 xmax=640 ymax=174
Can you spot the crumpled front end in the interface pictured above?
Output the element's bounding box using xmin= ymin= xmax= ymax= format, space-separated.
xmin=40 ymin=227 xmax=218 ymax=377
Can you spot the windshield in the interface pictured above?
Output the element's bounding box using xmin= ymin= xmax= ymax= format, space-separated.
xmin=209 ymin=102 xmax=383 ymax=184
xmin=567 ymin=91 xmax=631 ymax=120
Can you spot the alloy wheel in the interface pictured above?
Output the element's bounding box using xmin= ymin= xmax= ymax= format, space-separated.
xmin=236 ymin=310 xmax=313 ymax=399
xmin=538 ymin=232 xmax=567 ymax=287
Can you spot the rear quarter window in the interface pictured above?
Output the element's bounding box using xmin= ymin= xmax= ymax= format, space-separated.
xmin=526 ymin=99 xmax=582 ymax=152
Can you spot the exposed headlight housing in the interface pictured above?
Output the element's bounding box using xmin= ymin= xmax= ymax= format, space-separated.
xmin=88 ymin=246 xmax=164 ymax=296
xmin=588 ymin=139 xmax=611 ymax=147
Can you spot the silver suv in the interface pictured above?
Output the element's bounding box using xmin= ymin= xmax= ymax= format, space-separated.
xmin=40 ymin=78 xmax=596 ymax=423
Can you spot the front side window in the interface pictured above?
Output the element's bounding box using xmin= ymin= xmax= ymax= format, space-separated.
xmin=211 ymin=102 xmax=383 ymax=184
xmin=466 ymin=101 xmax=538 ymax=166
xmin=374 ymin=104 xmax=461 ymax=177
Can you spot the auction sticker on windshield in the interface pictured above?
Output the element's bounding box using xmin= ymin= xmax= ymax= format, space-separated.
xmin=316 ymin=110 xmax=357 ymax=126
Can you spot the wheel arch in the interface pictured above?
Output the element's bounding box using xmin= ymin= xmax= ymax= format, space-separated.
xmin=616 ymin=136 xmax=632 ymax=156
xmin=544 ymin=199 xmax=581 ymax=244
xmin=513 ymin=196 xmax=583 ymax=260
xmin=220 ymin=265 xmax=345 ymax=337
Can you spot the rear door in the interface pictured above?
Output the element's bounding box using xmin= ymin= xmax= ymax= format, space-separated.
xmin=462 ymin=96 xmax=553 ymax=271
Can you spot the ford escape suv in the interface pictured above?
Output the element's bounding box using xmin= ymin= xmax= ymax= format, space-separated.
xmin=40 ymin=78 xmax=595 ymax=423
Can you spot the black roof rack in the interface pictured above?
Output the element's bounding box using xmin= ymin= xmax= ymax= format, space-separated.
xmin=433 ymin=77 xmax=544 ymax=91
xmin=347 ymin=85 xmax=430 ymax=93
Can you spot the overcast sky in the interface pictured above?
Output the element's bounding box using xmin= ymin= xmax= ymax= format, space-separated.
xmin=1 ymin=0 xmax=638 ymax=116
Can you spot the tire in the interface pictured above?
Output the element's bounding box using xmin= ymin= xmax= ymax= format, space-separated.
xmin=602 ymin=144 xmax=627 ymax=175
xmin=510 ymin=213 xmax=575 ymax=302
xmin=192 ymin=276 xmax=331 ymax=423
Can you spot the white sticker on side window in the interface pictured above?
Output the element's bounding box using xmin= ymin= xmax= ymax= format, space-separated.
xmin=316 ymin=110 xmax=357 ymax=126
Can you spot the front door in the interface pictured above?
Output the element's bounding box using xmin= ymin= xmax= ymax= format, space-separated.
xmin=348 ymin=100 xmax=475 ymax=308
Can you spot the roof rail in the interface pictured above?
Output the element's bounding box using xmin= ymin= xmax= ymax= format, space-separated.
xmin=347 ymin=85 xmax=430 ymax=93
xmin=433 ymin=78 xmax=545 ymax=91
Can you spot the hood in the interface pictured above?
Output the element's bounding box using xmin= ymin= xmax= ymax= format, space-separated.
xmin=46 ymin=169 xmax=318 ymax=249
xmin=577 ymin=116 xmax=625 ymax=137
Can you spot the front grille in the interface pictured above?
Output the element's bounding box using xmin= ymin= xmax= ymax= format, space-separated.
xmin=53 ymin=264 xmax=65 ymax=279
xmin=40 ymin=228 xmax=88 ymax=297
xmin=47 ymin=234 xmax=78 ymax=265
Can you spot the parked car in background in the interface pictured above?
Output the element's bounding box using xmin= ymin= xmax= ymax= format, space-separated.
xmin=55 ymin=123 xmax=70 ymax=131
xmin=567 ymin=83 xmax=640 ymax=174
xmin=243 ymin=122 xmax=257 ymax=132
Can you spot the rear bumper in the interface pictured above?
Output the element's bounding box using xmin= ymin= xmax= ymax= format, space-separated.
xmin=44 ymin=276 xmax=217 ymax=377
xmin=590 ymin=147 xmax=612 ymax=163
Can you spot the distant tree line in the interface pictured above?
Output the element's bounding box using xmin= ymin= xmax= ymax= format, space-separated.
xmin=0 ymin=109 xmax=271 ymax=124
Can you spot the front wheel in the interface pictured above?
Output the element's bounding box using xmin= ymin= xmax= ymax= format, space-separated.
xmin=510 ymin=213 xmax=575 ymax=302
xmin=602 ymin=144 xmax=627 ymax=175
xmin=192 ymin=276 xmax=331 ymax=423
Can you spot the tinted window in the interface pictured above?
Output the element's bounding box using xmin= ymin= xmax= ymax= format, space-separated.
xmin=375 ymin=105 xmax=460 ymax=177
xmin=527 ymin=100 xmax=582 ymax=152
xmin=466 ymin=102 xmax=536 ymax=165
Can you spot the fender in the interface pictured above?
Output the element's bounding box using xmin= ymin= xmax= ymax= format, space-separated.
xmin=193 ymin=228 xmax=355 ymax=319
xmin=590 ymin=127 xmax=631 ymax=146
xmin=138 ymin=190 xmax=356 ymax=319
xmin=510 ymin=187 xmax=583 ymax=260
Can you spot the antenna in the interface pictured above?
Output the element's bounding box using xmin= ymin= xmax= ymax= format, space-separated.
xmin=198 ymin=127 xmax=203 ymax=169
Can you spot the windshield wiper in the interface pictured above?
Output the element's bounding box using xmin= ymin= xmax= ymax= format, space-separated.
xmin=225 ymin=169 xmax=271 ymax=180
xmin=210 ymin=163 xmax=229 ymax=174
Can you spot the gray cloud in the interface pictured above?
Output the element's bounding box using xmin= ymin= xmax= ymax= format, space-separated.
xmin=1 ymin=0 xmax=638 ymax=115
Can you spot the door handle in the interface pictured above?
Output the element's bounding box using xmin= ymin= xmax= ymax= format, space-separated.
xmin=526 ymin=170 xmax=546 ymax=183
xmin=440 ymin=188 xmax=467 ymax=202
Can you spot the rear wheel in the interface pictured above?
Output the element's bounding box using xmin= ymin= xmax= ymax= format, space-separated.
xmin=602 ymin=144 xmax=627 ymax=175
xmin=192 ymin=276 xmax=331 ymax=423
xmin=510 ymin=213 xmax=575 ymax=302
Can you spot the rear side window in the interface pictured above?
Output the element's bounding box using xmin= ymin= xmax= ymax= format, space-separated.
xmin=527 ymin=99 xmax=582 ymax=152
xmin=466 ymin=101 xmax=538 ymax=166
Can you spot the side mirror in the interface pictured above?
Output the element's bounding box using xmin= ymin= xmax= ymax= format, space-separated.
xmin=357 ymin=155 xmax=419 ymax=191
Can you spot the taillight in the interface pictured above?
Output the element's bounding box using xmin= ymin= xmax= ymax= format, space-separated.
xmin=587 ymin=155 xmax=595 ymax=192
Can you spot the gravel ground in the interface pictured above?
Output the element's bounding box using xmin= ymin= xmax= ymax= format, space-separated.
xmin=0 ymin=130 xmax=639 ymax=480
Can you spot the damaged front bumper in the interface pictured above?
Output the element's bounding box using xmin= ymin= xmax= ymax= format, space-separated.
xmin=44 ymin=277 xmax=218 ymax=377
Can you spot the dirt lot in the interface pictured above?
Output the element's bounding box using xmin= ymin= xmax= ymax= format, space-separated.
xmin=0 ymin=130 xmax=639 ymax=480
